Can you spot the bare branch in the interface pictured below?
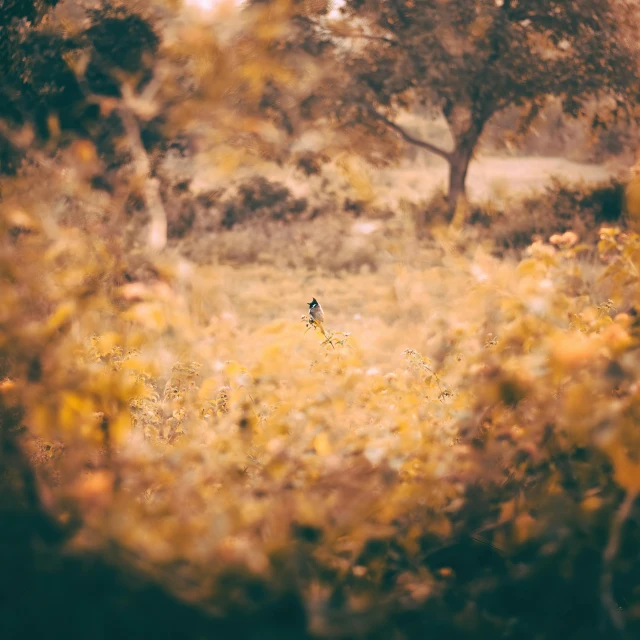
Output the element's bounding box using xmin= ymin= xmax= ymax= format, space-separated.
xmin=366 ymin=107 xmax=452 ymax=161
xmin=330 ymin=31 xmax=399 ymax=47
xmin=120 ymin=84 xmax=167 ymax=251
xmin=601 ymin=490 xmax=637 ymax=634
xmin=62 ymin=52 xmax=169 ymax=251
xmin=299 ymin=15 xmax=400 ymax=48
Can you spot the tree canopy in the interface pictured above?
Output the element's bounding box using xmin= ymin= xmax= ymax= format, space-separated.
xmin=0 ymin=0 xmax=323 ymax=248
xmin=296 ymin=0 xmax=640 ymax=213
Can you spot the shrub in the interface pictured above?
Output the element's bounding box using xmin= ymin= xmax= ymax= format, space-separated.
xmin=220 ymin=176 xmax=309 ymax=229
xmin=4 ymin=199 xmax=640 ymax=637
xmin=470 ymin=178 xmax=625 ymax=252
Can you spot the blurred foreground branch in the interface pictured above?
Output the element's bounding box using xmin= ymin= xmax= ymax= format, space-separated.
xmin=601 ymin=490 xmax=637 ymax=634
xmin=119 ymin=84 xmax=167 ymax=251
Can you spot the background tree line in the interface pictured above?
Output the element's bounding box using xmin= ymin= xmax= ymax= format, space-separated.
xmin=2 ymin=0 xmax=639 ymax=245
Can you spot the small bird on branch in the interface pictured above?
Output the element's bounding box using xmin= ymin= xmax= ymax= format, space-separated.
xmin=307 ymin=297 xmax=326 ymax=336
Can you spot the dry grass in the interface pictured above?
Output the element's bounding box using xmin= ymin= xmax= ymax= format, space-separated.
xmin=3 ymin=118 xmax=640 ymax=637
xmin=4 ymin=190 xmax=640 ymax=638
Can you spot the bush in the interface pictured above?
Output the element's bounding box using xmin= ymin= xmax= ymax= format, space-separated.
xmin=220 ymin=176 xmax=309 ymax=229
xmin=470 ymin=178 xmax=625 ymax=252
xmin=4 ymin=213 xmax=640 ymax=638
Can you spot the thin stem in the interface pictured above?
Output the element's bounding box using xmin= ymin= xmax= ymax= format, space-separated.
xmin=601 ymin=490 xmax=637 ymax=634
xmin=119 ymin=85 xmax=167 ymax=251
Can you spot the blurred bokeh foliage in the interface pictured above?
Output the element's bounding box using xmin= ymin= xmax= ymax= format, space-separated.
xmin=4 ymin=191 xmax=640 ymax=637
xmin=2 ymin=1 xmax=640 ymax=639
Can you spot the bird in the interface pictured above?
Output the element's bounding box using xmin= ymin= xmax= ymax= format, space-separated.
xmin=307 ymin=297 xmax=326 ymax=335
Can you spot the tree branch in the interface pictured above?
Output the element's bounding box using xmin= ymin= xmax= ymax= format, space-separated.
xmin=366 ymin=108 xmax=452 ymax=161
xmin=297 ymin=15 xmax=400 ymax=48
xmin=120 ymin=84 xmax=167 ymax=251
xmin=601 ymin=490 xmax=637 ymax=634
xmin=330 ymin=31 xmax=400 ymax=47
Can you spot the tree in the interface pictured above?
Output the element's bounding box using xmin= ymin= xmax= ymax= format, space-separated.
xmin=0 ymin=0 xmax=322 ymax=249
xmin=299 ymin=0 xmax=640 ymax=214
xmin=0 ymin=1 xmax=167 ymax=245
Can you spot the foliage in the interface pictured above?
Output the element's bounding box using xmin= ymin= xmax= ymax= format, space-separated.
xmin=220 ymin=176 xmax=309 ymax=229
xmin=483 ymin=97 xmax=640 ymax=164
xmin=294 ymin=0 xmax=640 ymax=211
xmin=470 ymin=177 xmax=626 ymax=251
xmin=3 ymin=177 xmax=640 ymax=636
xmin=3 ymin=2 xmax=640 ymax=638
xmin=0 ymin=0 xmax=325 ymax=248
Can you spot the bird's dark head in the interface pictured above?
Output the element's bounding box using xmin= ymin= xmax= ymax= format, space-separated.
xmin=308 ymin=298 xmax=319 ymax=308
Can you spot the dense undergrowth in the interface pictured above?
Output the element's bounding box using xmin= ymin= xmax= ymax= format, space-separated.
xmin=118 ymin=168 xmax=627 ymax=270
xmin=2 ymin=187 xmax=640 ymax=637
xmin=2 ymin=0 xmax=640 ymax=636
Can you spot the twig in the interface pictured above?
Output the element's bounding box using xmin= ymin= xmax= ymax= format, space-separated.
xmin=330 ymin=31 xmax=400 ymax=47
xmin=119 ymin=84 xmax=168 ymax=251
xmin=65 ymin=48 xmax=168 ymax=252
xmin=601 ymin=489 xmax=637 ymax=634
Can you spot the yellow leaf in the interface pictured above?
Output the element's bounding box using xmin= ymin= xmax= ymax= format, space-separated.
xmin=45 ymin=301 xmax=76 ymax=334
xmin=499 ymin=499 xmax=516 ymax=522
xmin=198 ymin=377 xmax=220 ymax=402
xmin=601 ymin=323 xmax=632 ymax=356
xmin=29 ymin=404 xmax=52 ymax=436
xmin=110 ymin=412 xmax=132 ymax=446
xmin=313 ymin=432 xmax=332 ymax=456
xmin=549 ymin=331 xmax=599 ymax=370
xmin=59 ymin=392 xmax=95 ymax=430
xmin=562 ymin=383 xmax=592 ymax=423
xmin=69 ymin=470 xmax=114 ymax=505
xmin=6 ymin=208 xmax=37 ymax=231
xmin=93 ymin=332 xmax=122 ymax=356
xmin=516 ymin=258 xmax=544 ymax=277
xmin=72 ymin=139 xmax=97 ymax=163
xmin=513 ymin=513 xmax=536 ymax=544
xmin=428 ymin=517 xmax=452 ymax=538
xmin=123 ymin=303 xmax=167 ymax=331
xmin=336 ymin=154 xmax=375 ymax=202
xmin=581 ymin=496 xmax=603 ymax=512
xmin=224 ymin=360 xmax=246 ymax=379
xmin=121 ymin=356 xmax=159 ymax=377
xmin=610 ymin=448 xmax=640 ymax=492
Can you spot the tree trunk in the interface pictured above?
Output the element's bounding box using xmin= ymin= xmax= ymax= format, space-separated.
xmin=119 ymin=89 xmax=168 ymax=252
xmin=447 ymin=145 xmax=473 ymax=216
xmin=442 ymin=102 xmax=488 ymax=220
